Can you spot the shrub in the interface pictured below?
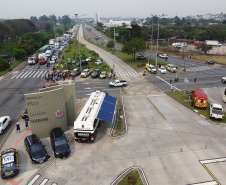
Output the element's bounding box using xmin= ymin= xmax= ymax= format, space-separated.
xmin=12 ymin=48 xmax=26 ymax=60
xmin=0 ymin=58 xmax=10 ymax=72
xmin=137 ymin=63 xmax=146 ymax=67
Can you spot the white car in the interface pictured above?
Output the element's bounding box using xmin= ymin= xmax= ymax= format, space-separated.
xmin=80 ymin=69 xmax=91 ymax=78
xmin=50 ymin=60 xmax=55 ymax=64
xmin=222 ymin=77 xmax=226 ymax=83
xmin=158 ymin=66 xmax=167 ymax=74
xmin=95 ymin=60 xmax=102 ymax=65
xmin=0 ymin=116 xmax=11 ymax=134
xmin=159 ymin=54 xmax=168 ymax=59
xmin=210 ymin=103 xmax=224 ymax=119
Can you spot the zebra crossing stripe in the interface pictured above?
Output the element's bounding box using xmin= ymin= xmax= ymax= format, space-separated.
xmin=28 ymin=71 xmax=36 ymax=78
xmin=11 ymin=74 xmax=17 ymax=79
xmin=24 ymin=71 xmax=32 ymax=78
xmin=40 ymin=178 xmax=49 ymax=185
xmin=28 ymin=174 xmax=40 ymax=185
xmin=20 ymin=71 xmax=29 ymax=78
xmin=42 ymin=71 xmax=47 ymax=77
xmin=33 ymin=71 xmax=41 ymax=78
xmin=15 ymin=72 xmax=24 ymax=79
xmin=37 ymin=70 xmax=44 ymax=78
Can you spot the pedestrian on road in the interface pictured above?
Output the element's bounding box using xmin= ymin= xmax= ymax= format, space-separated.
xmin=25 ymin=119 xmax=30 ymax=131
xmin=16 ymin=120 xmax=20 ymax=133
xmin=171 ymin=85 xmax=173 ymax=92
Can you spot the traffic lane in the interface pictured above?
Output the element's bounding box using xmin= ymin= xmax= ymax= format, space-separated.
xmin=146 ymin=74 xmax=224 ymax=92
xmin=75 ymin=80 xmax=121 ymax=99
xmin=0 ymin=77 xmax=42 ymax=143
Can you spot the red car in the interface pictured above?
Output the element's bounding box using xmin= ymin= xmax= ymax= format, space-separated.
xmin=43 ymin=83 xmax=59 ymax=88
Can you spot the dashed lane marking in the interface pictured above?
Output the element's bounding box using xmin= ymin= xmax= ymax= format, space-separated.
xmin=28 ymin=174 xmax=40 ymax=185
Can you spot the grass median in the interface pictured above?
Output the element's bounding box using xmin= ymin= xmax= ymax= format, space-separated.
xmin=117 ymin=170 xmax=144 ymax=185
xmin=167 ymin=90 xmax=226 ymax=124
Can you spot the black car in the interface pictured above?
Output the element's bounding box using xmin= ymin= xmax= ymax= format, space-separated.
xmin=50 ymin=128 xmax=70 ymax=158
xmin=21 ymin=109 xmax=29 ymax=120
xmin=137 ymin=55 xmax=146 ymax=60
xmin=76 ymin=60 xmax=88 ymax=66
xmin=206 ymin=60 xmax=215 ymax=64
xmin=91 ymin=69 xmax=101 ymax=78
xmin=1 ymin=148 xmax=19 ymax=179
xmin=24 ymin=134 xmax=49 ymax=164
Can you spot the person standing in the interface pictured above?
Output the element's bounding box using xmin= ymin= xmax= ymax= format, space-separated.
xmin=25 ymin=119 xmax=30 ymax=131
xmin=16 ymin=120 xmax=20 ymax=133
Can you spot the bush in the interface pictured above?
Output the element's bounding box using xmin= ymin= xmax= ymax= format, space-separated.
xmin=12 ymin=48 xmax=26 ymax=60
xmin=137 ymin=63 xmax=146 ymax=67
xmin=0 ymin=58 xmax=10 ymax=72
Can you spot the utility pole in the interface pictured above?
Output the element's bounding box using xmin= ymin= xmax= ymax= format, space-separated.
xmin=75 ymin=14 xmax=82 ymax=73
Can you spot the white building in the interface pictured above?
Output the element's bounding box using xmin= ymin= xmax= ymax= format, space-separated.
xmin=104 ymin=19 xmax=131 ymax=28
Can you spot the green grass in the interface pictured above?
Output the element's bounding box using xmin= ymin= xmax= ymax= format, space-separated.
xmin=117 ymin=170 xmax=144 ymax=185
xmin=59 ymin=37 xmax=111 ymax=72
xmin=167 ymin=91 xmax=226 ymax=123
xmin=113 ymin=97 xmax=125 ymax=136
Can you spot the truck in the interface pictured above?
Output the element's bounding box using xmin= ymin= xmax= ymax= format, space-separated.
xmin=38 ymin=53 xmax=47 ymax=65
xmin=28 ymin=54 xmax=37 ymax=65
xmin=49 ymin=39 xmax=55 ymax=48
xmin=194 ymin=41 xmax=205 ymax=46
xmin=205 ymin=40 xmax=221 ymax=47
xmin=109 ymin=80 xmax=127 ymax=87
xmin=210 ymin=103 xmax=224 ymax=120
xmin=74 ymin=91 xmax=117 ymax=142
xmin=191 ymin=89 xmax=208 ymax=109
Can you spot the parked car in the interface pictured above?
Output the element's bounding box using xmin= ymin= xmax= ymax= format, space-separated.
xmin=76 ymin=60 xmax=88 ymax=66
xmin=80 ymin=69 xmax=91 ymax=78
xmin=21 ymin=109 xmax=29 ymax=120
xmin=71 ymin=68 xmax=81 ymax=76
xmin=24 ymin=134 xmax=49 ymax=164
xmin=137 ymin=55 xmax=146 ymax=60
xmin=0 ymin=116 xmax=11 ymax=134
xmin=99 ymin=71 xmax=107 ymax=79
xmin=159 ymin=54 xmax=168 ymax=59
xmin=1 ymin=148 xmax=19 ymax=179
xmin=210 ymin=103 xmax=224 ymax=120
xmin=95 ymin=60 xmax=102 ymax=65
xmin=206 ymin=60 xmax=215 ymax=64
xmin=85 ymin=57 xmax=91 ymax=62
xmin=158 ymin=66 xmax=167 ymax=74
xmin=146 ymin=64 xmax=157 ymax=74
xmin=50 ymin=128 xmax=70 ymax=158
xmin=43 ymin=83 xmax=59 ymax=88
xmin=91 ymin=69 xmax=101 ymax=78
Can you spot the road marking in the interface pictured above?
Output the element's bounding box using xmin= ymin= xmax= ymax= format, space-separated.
xmin=37 ymin=70 xmax=43 ymax=78
xmin=20 ymin=71 xmax=29 ymax=78
xmin=28 ymin=71 xmax=36 ymax=78
xmin=28 ymin=174 xmax=40 ymax=185
xmin=201 ymin=163 xmax=220 ymax=185
xmin=146 ymin=96 xmax=167 ymax=120
xmin=40 ymin=178 xmax=49 ymax=185
xmin=189 ymin=181 xmax=217 ymax=185
xmin=42 ymin=71 xmax=47 ymax=77
xmin=24 ymin=71 xmax=32 ymax=78
xmin=156 ymin=76 xmax=181 ymax=91
xmin=33 ymin=71 xmax=41 ymax=78
xmin=15 ymin=72 xmax=24 ymax=79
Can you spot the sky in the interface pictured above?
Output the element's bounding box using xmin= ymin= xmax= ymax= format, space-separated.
xmin=0 ymin=0 xmax=225 ymax=19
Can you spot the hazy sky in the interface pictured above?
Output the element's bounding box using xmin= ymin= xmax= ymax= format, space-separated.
xmin=0 ymin=0 xmax=225 ymax=19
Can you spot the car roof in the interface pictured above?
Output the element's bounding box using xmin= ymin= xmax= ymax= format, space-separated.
xmin=83 ymin=69 xmax=89 ymax=71
xmin=93 ymin=69 xmax=101 ymax=71
xmin=1 ymin=148 xmax=16 ymax=155
xmin=0 ymin=116 xmax=9 ymax=122
xmin=51 ymin=127 xmax=63 ymax=137
xmin=26 ymin=134 xmax=40 ymax=145
xmin=101 ymin=71 xmax=106 ymax=73
xmin=211 ymin=104 xmax=223 ymax=108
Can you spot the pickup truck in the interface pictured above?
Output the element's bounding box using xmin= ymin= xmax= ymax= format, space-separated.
xmin=109 ymin=80 xmax=127 ymax=87
xmin=210 ymin=103 xmax=224 ymax=120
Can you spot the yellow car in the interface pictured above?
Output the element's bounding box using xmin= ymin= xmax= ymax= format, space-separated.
xmin=80 ymin=69 xmax=91 ymax=78
xmin=166 ymin=64 xmax=177 ymax=73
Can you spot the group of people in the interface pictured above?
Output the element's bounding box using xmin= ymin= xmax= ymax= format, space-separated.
xmin=16 ymin=119 xmax=30 ymax=133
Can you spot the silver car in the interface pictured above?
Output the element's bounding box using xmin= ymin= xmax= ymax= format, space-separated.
xmin=0 ymin=116 xmax=11 ymax=134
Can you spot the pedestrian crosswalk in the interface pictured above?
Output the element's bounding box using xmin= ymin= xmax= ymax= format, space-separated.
xmin=11 ymin=70 xmax=49 ymax=79
xmin=186 ymin=66 xmax=214 ymax=72
xmin=11 ymin=69 xmax=141 ymax=79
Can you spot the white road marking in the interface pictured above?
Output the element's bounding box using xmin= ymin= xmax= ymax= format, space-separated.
xmin=200 ymin=157 xmax=226 ymax=164
xmin=33 ymin=71 xmax=41 ymax=78
xmin=20 ymin=71 xmax=29 ymax=78
xmin=24 ymin=71 xmax=32 ymax=78
xmin=15 ymin=72 xmax=24 ymax=79
xmin=37 ymin=70 xmax=43 ymax=77
xmin=156 ymin=76 xmax=181 ymax=91
xmin=189 ymin=181 xmax=217 ymax=185
xmin=28 ymin=71 xmax=36 ymax=78
xmin=40 ymin=178 xmax=49 ymax=185
xmin=28 ymin=174 xmax=40 ymax=185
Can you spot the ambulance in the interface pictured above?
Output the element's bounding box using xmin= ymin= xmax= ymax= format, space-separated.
xmin=191 ymin=89 xmax=208 ymax=109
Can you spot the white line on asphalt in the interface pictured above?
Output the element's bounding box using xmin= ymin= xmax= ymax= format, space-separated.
xmin=28 ymin=71 xmax=36 ymax=78
xmin=33 ymin=71 xmax=41 ymax=78
xmin=51 ymin=183 xmax=58 ymax=185
xmin=156 ymin=76 xmax=181 ymax=91
xmin=24 ymin=71 xmax=32 ymax=78
xmin=28 ymin=174 xmax=40 ymax=185
xmin=20 ymin=71 xmax=29 ymax=78
xmin=125 ymin=72 xmax=129 ymax=76
xmin=189 ymin=181 xmax=217 ymax=185
xmin=15 ymin=72 xmax=24 ymax=79
xmin=37 ymin=70 xmax=43 ymax=78
xmin=40 ymin=178 xmax=49 ymax=185
xmin=42 ymin=71 xmax=47 ymax=77
xmin=83 ymin=82 xmax=89 ymax=84
xmin=200 ymin=157 xmax=226 ymax=164
xmin=84 ymin=87 xmax=91 ymax=89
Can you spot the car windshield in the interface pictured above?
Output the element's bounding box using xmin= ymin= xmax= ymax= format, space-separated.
xmin=160 ymin=67 xmax=165 ymax=70
xmin=150 ymin=67 xmax=155 ymax=69
xmin=101 ymin=72 xmax=105 ymax=75
xmin=54 ymin=138 xmax=67 ymax=147
xmin=0 ymin=122 xmax=2 ymax=127
xmin=31 ymin=144 xmax=44 ymax=153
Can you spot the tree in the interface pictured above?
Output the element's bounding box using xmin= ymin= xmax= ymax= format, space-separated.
xmin=30 ymin=16 xmax=38 ymax=23
xmin=197 ymin=45 xmax=212 ymax=54
xmin=106 ymin=40 xmax=115 ymax=50
xmin=0 ymin=58 xmax=10 ymax=72
xmin=12 ymin=48 xmax=26 ymax=60
xmin=121 ymin=38 xmax=146 ymax=61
